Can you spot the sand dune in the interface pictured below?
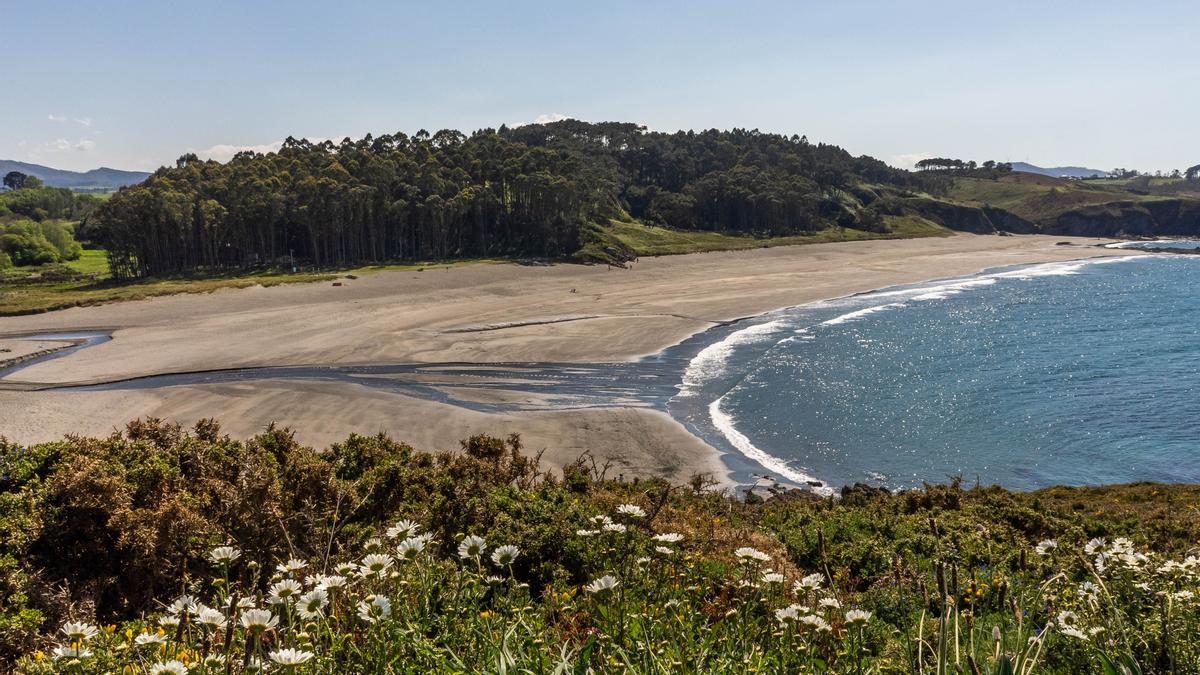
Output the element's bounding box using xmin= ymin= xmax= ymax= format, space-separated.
xmin=0 ymin=234 xmax=1129 ymax=485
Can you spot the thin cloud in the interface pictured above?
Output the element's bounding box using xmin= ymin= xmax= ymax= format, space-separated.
xmin=887 ymin=152 xmax=933 ymax=170
xmin=47 ymin=114 xmax=68 ymax=122
xmin=74 ymin=139 xmax=96 ymax=152
xmin=509 ymin=113 xmax=574 ymax=128
xmin=47 ymin=114 xmax=92 ymax=127
xmin=193 ymin=141 xmax=285 ymax=163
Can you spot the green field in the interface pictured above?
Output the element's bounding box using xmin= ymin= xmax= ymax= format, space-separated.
xmin=594 ymin=215 xmax=951 ymax=258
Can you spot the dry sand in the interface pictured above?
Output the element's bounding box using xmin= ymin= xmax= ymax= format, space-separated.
xmin=0 ymin=234 xmax=1130 ymax=484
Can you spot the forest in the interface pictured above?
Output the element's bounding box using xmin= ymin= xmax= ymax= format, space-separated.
xmin=0 ymin=185 xmax=101 ymax=269
xmin=87 ymin=122 xmax=946 ymax=279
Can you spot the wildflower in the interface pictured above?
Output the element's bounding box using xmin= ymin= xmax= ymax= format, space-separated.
xmin=653 ymin=533 xmax=684 ymax=543
xmin=270 ymin=648 xmax=316 ymax=666
xmin=1085 ymin=538 xmax=1106 ymax=555
xmin=845 ymin=609 xmax=872 ymax=626
xmin=655 ymin=546 xmax=675 ymax=555
xmin=589 ymin=515 xmax=614 ymax=526
xmin=491 ymin=544 xmax=520 ymax=567
xmin=486 ymin=575 xmax=507 ymax=585
xmin=52 ymin=645 xmax=92 ymax=660
xmin=1077 ymin=581 xmax=1100 ymax=601
xmin=616 ymin=503 xmax=646 ymax=518
xmin=135 ymin=633 xmax=168 ymax=647
xmin=204 ymin=654 xmax=227 ymax=668
xmin=316 ymin=574 xmax=348 ymax=591
xmin=734 ymin=547 xmax=770 ymax=563
xmin=148 ymin=661 xmax=188 ymax=675
xmin=357 ymin=594 xmax=392 ymax=624
xmin=364 ymin=537 xmax=385 ymax=552
xmin=209 ymin=545 xmax=242 ymax=565
xmin=276 ymin=558 xmax=308 ymax=575
xmin=197 ymin=607 xmax=227 ymax=630
xmin=60 ymin=621 xmax=99 ymax=643
xmin=603 ymin=522 xmax=628 ymax=533
xmin=776 ymin=604 xmax=804 ymax=623
xmin=1034 ymin=540 xmax=1057 ymax=556
xmin=269 ymin=578 xmax=304 ymax=603
xmin=795 ymin=573 xmax=824 ymax=592
xmin=240 ymin=609 xmax=279 ymax=632
xmin=1172 ymin=590 xmax=1195 ymax=602
xmin=167 ymin=595 xmax=199 ymax=616
xmin=397 ymin=536 xmax=426 ymax=562
xmin=576 ymin=529 xmax=600 ymax=537
xmin=297 ymin=588 xmax=329 ymax=619
xmin=237 ymin=597 xmax=257 ymax=609
xmin=386 ymin=519 xmax=421 ymax=540
xmin=335 ymin=562 xmax=358 ymax=576
xmin=458 ymin=534 xmax=487 ymax=559
xmin=158 ymin=615 xmax=180 ymax=629
xmin=819 ymin=597 xmax=842 ymax=609
xmin=359 ymin=553 xmax=395 ymax=578
xmin=586 ymin=575 xmax=620 ymax=594
xmin=799 ymin=614 xmax=832 ymax=632
xmin=1060 ymin=625 xmax=1088 ymax=640
xmin=762 ymin=572 xmax=785 ymax=585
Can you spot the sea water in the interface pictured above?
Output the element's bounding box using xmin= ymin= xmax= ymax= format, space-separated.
xmin=668 ymin=253 xmax=1200 ymax=493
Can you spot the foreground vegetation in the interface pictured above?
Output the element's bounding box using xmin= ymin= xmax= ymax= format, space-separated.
xmin=2 ymin=421 xmax=1199 ymax=672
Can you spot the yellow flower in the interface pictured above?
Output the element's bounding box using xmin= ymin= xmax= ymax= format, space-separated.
xmin=105 ymin=624 xmax=117 ymax=634
xmin=479 ymin=611 xmax=494 ymax=619
xmin=125 ymin=628 xmax=134 ymax=640
xmin=34 ymin=650 xmax=45 ymax=662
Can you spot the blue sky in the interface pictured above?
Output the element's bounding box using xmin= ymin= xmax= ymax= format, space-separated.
xmin=4 ymin=1 xmax=1197 ymax=172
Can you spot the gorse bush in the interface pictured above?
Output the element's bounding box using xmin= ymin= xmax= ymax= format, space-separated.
xmin=2 ymin=420 xmax=1199 ymax=672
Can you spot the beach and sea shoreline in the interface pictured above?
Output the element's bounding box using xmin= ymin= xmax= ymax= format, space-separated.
xmin=0 ymin=233 xmax=1135 ymax=487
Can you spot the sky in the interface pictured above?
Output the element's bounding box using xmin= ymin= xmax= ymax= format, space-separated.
xmin=4 ymin=0 xmax=1197 ymax=173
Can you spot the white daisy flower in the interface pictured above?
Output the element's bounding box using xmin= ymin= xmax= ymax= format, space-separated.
xmin=576 ymin=529 xmax=600 ymax=537
xmin=197 ymin=607 xmax=227 ymax=630
xmin=52 ymin=645 xmax=92 ymax=660
xmin=397 ymin=536 xmax=426 ymax=562
xmin=603 ymin=522 xmax=628 ymax=533
xmin=269 ymin=648 xmax=315 ymax=666
xmin=335 ymin=562 xmax=359 ymax=576
xmin=1085 ymin=538 xmax=1106 ymax=555
xmin=795 ymin=573 xmax=824 ymax=592
xmin=276 ymin=558 xmax=308 ymax=575
xmin=209 ymin=546 xmax=242 ymax=565
xmin=734 ymin=547 xmax=770 ymax=563
xmin=800 ymin=614 xmax=832 ymax=632
xmin=298 ymin=588 xmax=329 ymax=619
xmin=359 ymin=553 xmax=394 ymax=578
xmin=135 ymin=633 xmax=168 ymax=646
xmin=586 ymin=575 xmax=620 ymax=594
xmin=653 ymin=533 xmax=684 ymax=543
xmin=148 ymin=661 xmax=188 ymax=675
xmin=616 ymin=504 xmax=646 ymax=518
xmin=386 ymin=519 xmax=421 ymax=540
xmin=240 ymin=608 xmax=279 ymax=631
xmin=167 ymin=595 xmax=199 ymax=616
xmin=762 ymin=572 xmax=785 ymax=584
xmin=655 ymin=546 xmax=675 ymax=555
xmin=60 ymin=621 xmax=99 ymax=643
xmin=268 ymin=578 xmax=303 ymax=604
xmin=844 ymin=609 xmax=872 ymax=626
xmin=357 ymin=594 xmax=392 ymax=624
xmin=491 ymin=544 xmax=520 ymax=567
xmin=1034 ymin=540 xmax=1057 ymax=556
xmin=458 ymin=535 xmax=487 ymax=559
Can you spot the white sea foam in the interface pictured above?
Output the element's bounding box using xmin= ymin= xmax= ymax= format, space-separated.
xmin=709 ymin=395 xmax=833 ymax=496
xmin=820 ymin=302 xmax=907 ymax=326
xmin=677 ymin=319 xmax=785 ymax=397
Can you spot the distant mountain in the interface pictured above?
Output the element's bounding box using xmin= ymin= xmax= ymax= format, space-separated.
xmin=0 ymin=160 xmax=151 ymax=191
xmin=1009 ymin=162 xmax=1108 ymax=179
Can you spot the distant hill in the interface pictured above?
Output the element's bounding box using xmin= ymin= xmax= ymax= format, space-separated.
xmin=0 ymin=160 xmax=150 ymax=191
xmin=1009 ymin=162 xmax=1108 ymax=179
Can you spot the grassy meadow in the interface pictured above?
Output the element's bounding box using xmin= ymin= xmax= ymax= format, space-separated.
xmin=3 ymin=420 xmax=1199 ymax=673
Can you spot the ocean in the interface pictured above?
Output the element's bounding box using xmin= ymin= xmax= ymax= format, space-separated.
xmin=667 ymin=250 xmax=1200 ymax=493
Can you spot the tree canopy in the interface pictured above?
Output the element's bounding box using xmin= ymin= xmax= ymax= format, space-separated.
xmin=89 ymin=122 xmax=945 ymax=279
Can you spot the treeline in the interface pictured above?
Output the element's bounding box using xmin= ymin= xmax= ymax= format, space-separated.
xmin=914 ymin=157 xmax=1014 ymax=176
xmin=0 ymin=185 xmax=102 ymax=223
xmin=89 ymin=122 xmax=944 ymax=279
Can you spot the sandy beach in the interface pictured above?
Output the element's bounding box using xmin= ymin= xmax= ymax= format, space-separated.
xmin=0 ymin=234 xmax=1130 ymax=484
